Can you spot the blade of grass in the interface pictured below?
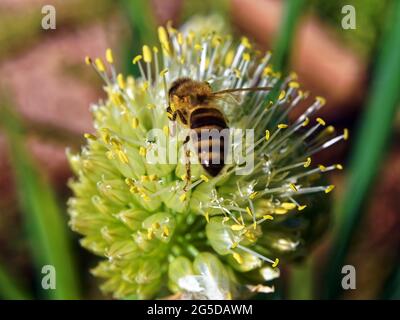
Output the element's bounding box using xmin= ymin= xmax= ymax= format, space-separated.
xmin=118 ymin=0 xmax=157 ymax=77
xmin=288 ymin=258 xmax=313 ymax=300
xmin=323 ymin=1 xmax=400 ymax=299
xmin=0 ymin=262 xmax=32 ymax=300
xmin=272 ymin=0 xmax=305 ymax=73
xmin=0 ymin=99 xmax=80 ymax=299
xmin=263 ymin=0 xmax=305 ymax=124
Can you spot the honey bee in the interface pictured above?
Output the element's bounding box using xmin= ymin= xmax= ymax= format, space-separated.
xmin=167 ymin=77 xmax=271 ymax=186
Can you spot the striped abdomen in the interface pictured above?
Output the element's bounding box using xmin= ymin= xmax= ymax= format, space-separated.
xmin=190 ymin=106 xmax=228 ymax=176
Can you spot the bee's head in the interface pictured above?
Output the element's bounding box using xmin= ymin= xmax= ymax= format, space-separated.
xmin=168 ymin=78 xmax=212 ymax=108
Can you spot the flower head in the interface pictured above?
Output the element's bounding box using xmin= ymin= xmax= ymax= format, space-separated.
xmin=68 ymin=22 xmax=347 ymax=299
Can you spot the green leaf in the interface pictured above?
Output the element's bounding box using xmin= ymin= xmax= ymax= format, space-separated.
xmin=0 ymin=99 xmax=81 ymax=299
xmin=272 ymin=0 xmax=305 ymax=73
xmin=323 ymin=1 xmax=400 ymax=299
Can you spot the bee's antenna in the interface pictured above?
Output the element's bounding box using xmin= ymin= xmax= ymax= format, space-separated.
xmin=212 ymin=86 xmax=273 ymax=95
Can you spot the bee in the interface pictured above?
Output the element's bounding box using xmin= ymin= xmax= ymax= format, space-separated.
xmin=167 ymin=77 xmax=271 ymax=187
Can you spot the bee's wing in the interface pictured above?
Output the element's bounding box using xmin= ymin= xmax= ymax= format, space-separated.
xmin=212 ymin=92 xmax=243 ymax=106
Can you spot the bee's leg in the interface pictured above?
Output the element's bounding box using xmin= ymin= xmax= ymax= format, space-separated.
xmin=183 ymin=135 xmax=191 ymax=192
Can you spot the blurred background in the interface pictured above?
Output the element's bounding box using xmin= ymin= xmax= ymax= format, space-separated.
xmin=0 ymin=0 xmax=399 ymax=299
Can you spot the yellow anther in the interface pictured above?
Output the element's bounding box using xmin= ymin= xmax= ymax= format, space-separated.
xmin=265 ymin=130 xmax=270 ymax=141
xmin=278 ymin=123 xmax=288 ymax=129
xmin=231 ymin=242 xmax=238 ymax=249
xmin=153 ymin=46 xmax=159 ymax=53
xmin=242 ymin=52 xmax=250 ymax=61
xmin=289 ymin=81 xmax=300 ymax=89
xmin=84 ymin=133 xmax=96 ymax=140
xmin=132 ymin=55 xmax=143 ymax=64
xmin=204 ymin=211 xmax=210 ymax=223
xmin=245 ymin=207 xmax=253 ymax=217
xmin=187 ymin=31 xmax=194 ymax=44
xmin=105 ymin=48 xmax=113 ymax=64
xmin=158 ymin=26 xmax=170 ymax=46
xmin=336 ymin=164 xmax=343 ymax=170
xmin=289 ymin=183 xmax=298 ymax=192
xmin=319 ymin=165 xmax=327 ymax=171
xmin=200 ymin=175 xmax=209 ymax=182
xmin=117 ymin=73 xmax=125 ymax=89
xmin=162 ymin=226 xmax=170 ymax=237
xmin=177 ymin=32 xmax=183 ymax=45
xmin=316 ymin=96 xmax=326 ymax=105
xmin=117 ymin=150 xmax=129 ymax=164
xmin=278 ymin=90 xmax=286 ymax=101
xmin=273 ymin=208 xmax=287 ymax=215
xmin=304 ymin=157 xmax=312 ymax=168
xmin=132 ymin=117 xmax=139 ymax=129
xmin=343 ymin=128 xmax=349 ymax=140
xmin=241 ymin=36 xmax=251 ymax=49
xmin=139 ymin=147 xmax=146 ymax=157
xmin=263 ymin=214 xmax=274 ymax=220
xmin=249 ymin=192 xmax=258 ymax=200
xmin=212 ymin=35 xmax=222 ymax=47
xmin=253 ymin=222 xmax=257 ymax=230
xmin=142 ymin=82 xmax=149 ymax=91
xmin=233 ymin=68 xmax=241 ymax=78
xmin=142 ymin=45 xmax=152 ymax=63
xmin=163 ymin=125 xmax=169 ymax=136
xmin=95 ymin=58 xmax=105 ymax=72
xmin=316 ymin=117 xmax=326 ymax=126
xmin=224 ymin=50 xmax=234 ymax=67
xmin=141 ymin=175 xmax=149 ymax=182
xmin=179 ymin=193 xmax=187 ymax=202
xmin=245 ymin=230 xmax=256 ymax=242
xmin=231 ymin=224 xmax=245 ymax=231
xmin=84 ymin=56 xmax=92 ymax=65
xmin=147 ymin=229 xmax=153 ymax=240
xmin=160 ymin=68 xmax=169 ymax=77
xmin=263 ymin=66 xmax=273 ymax=76
xmin=152 ymin=222 xmax=160 ymax=229
xmin=290 ymin=71 xmax=298 ymax=80
xmin=194 ymin=43 xmax=202 ymax=51
xmin=302 ymin=117 xmax=310 ymax=127
xmin=326 ymin=125 xmax=335 ymax=133
xmin=297 ymin=205 xmax=307 ymax=211
xmin=146 ymin=103 xmax=155 ymax=110
xmin=281 ymin=202 xmax=297 ymax=210
xmin=325 ymin=185 xmax=335 ymax=194
xmin=149 ymin=175 xmax=157 ymax=181
xmin=232 ymin=252 xmax=243 ymax=264
xmin=272 ymin=258 xmax=279 ymax=268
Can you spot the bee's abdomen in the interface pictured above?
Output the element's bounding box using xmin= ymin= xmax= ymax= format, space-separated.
xmin=190 ymin=107 xmax=228 ymax=177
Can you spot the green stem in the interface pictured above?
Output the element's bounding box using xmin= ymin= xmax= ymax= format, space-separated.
xmin=272 ymin=0 xmax=305 ymax=73
xmin=0 ymin=99 xmax=81 ymax=299
xmin=118 ymin=0 xmax=157 ymax=77
xmin=288 ymin=258 xmax=313 ymax=300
